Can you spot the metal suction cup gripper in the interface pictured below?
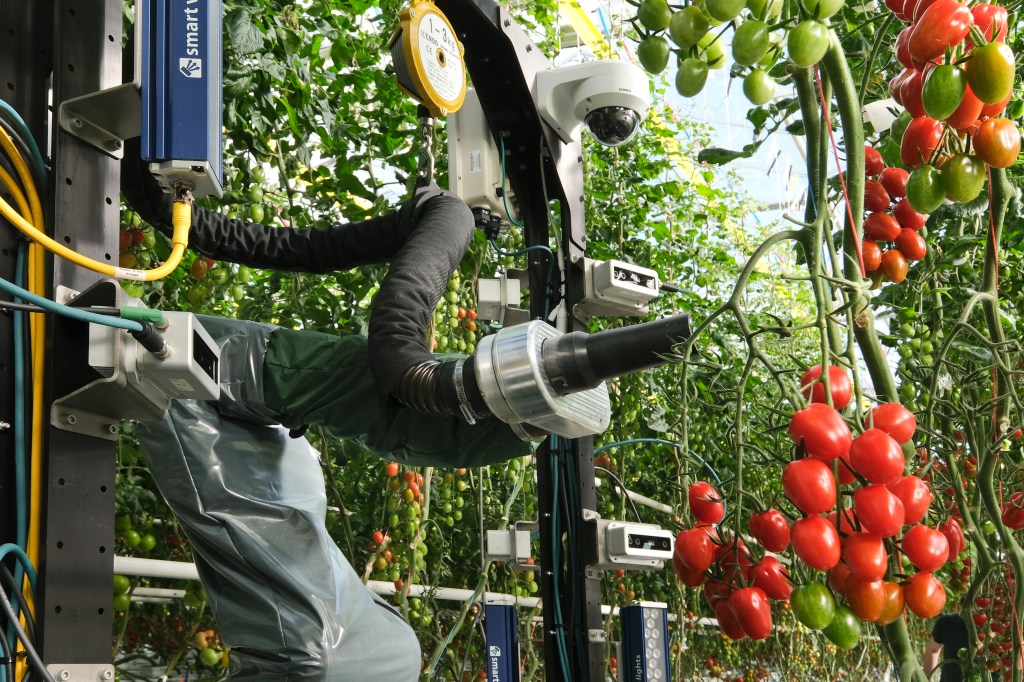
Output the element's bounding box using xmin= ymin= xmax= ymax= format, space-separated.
xmin=541 ymin=314 xmax=693 ymax=395
xmin=470 ymin=315 xmax=692 ymax=439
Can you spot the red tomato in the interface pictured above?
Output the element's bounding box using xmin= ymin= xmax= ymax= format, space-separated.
xmin=938 ymin=519 xmax=965 ymax=558
xmin=854 ymin=484 xmax=906 ymax=537
xmin=910 ymin=0 xmax=938 ymax=22
xmin=979 ymin=91 xmax=1011 ymax=119
xmin=944 ymin=83 xmax=984 ymax=131
xmin=729 ymin=587 xmax=773 ymax=639
xmin=876 ymin=581 xmax=906 ymax=625
xmin=386 ymin=461 xmax=400 ymax=477
xmin=716 ymin=538 xmax=754 ymax=580
xmin=889 ymin=70 xmax=910 ymax=106
xmin=899 ymin=69 xmax=927 ymax=118
xmin=799 ymin=365 xmax=853 ymax=409
xmin=751 ymin=557 xmax=792 ymax=601
xmin=836 ymin=449 xmax=859 ymax=485
xmin=895 ymin=27 xmax=915 ymax=67
xmin=864 ymin=180 xmax=891 ymax=213
xmin=1000 ymin=492 xmax=1024 ymax=530
xmin=827 ymin=507 xmax=859 ymax=535
xmin=673 ymin=552 xmax=707 ymax=587
xmin=881 ymin=249 xmax=910 ymax=283
xmin=829 ymin=563 xmax=852 ymax=595
xmin=849 ymin=428 xmax=906 ymax=485
xmin=843 ymin=532 xmax=888 ymax=581
xmin=908 ymin=0 xmax=974 ymax=63
xmin=871 ymin=403 xmax=917 ymax=444
xmin=901 ymin=116 xmax=943 ymax=168
xmin=880 ymin=167 xmax=909 ymax=199
xmin=783 ymin=459 xmax=837 ymax=515
xmin=972 ymin=118 xmax=1021 ymax=169
xmin=969 ymin=3 xmax=1007 ymax=44
xmin=887 ymin=475 xmax=932 ymax=525
xmin=846 ymin=575 xmax=886 ymax=622
xmin=893 ymin=199 xmax=926 ymax=229
xmin=864 ymin=212 xmax=902 ymax=241
xmin=789 ymin=403 xmax=853 ymax=460
xmin=792 ymin=515 xmax=841 ymax=571
xmin=689 ymin=481 xmax=726 ymax=524
xmin=674 ymin=528 xmax=715 ymax=573
xmin=862 ymin=239 xmax=882 ymax=272
xmin=896 ymin=229 xmax=927 ymax=261
xmin=904 ymin=571 xmax=946 ymax=618
xmin=749 ymin=508 xmax=791 ymax=553
xmin=902 ymin=524 xmax=949 ymax=571
xmin=714 ymin=600 xmax=747 ymax=639
xmin=864 ymin=146 xmax=885 ymax=176
xmin=372 ymin=530 xmax=385 ymax=545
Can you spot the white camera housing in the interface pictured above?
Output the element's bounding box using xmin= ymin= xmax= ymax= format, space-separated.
xmin=535 ymin=61 xmax=651 ymax=146
xmin=590 ymin=519 xmax=673 ymax=571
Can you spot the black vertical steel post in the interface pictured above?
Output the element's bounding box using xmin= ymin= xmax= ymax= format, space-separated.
xmin=35 ymin=0 xmax=121 ymax=665
xmin=438 ymin=2 xmax=604 ymax=679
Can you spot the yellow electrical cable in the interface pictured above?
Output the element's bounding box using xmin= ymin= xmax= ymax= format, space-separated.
xmin=0 ymin=127 xmax=191 ymax=282
xmin=0 ymin=166 xmax=32 ymax=221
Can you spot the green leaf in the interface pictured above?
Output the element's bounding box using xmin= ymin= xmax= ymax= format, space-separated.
xmin=225 ymin=8 xmax=264 ymax=55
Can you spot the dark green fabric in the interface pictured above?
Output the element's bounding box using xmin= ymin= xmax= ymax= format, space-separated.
xmin=262 ymin=327 xmax=533 ymax=467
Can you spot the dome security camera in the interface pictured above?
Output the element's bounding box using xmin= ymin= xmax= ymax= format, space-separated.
xmin=536 ymin=61 xmax=651 ymax=147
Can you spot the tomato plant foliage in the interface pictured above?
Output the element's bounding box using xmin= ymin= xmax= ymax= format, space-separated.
xmin=111 ymin=0 xmax=1024 ymax=679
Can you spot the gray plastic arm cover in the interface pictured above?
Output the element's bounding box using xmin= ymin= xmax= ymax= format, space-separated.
xmin=133 ymin=316 xmax=535 ymax=679
xmin=136 ymin=400 xmax=422 ymax=680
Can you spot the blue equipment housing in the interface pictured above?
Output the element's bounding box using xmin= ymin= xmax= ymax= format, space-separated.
xmin=620 ymin=603 xmax=669 ymax=681
xmin=141 ymin=0 xmax=223 ymax=198
xmin=485 ymin=603 xmax=521 ymax=682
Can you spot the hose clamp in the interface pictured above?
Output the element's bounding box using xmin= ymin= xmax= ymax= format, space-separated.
xmin=452 ymin=357 xmax=476 ymax=425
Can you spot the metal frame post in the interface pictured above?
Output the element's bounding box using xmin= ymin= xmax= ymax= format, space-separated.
xmin=0 ymin=0 xmax=121 ymax=670
xmin=438 ymin=3 xmax=603 ymax=679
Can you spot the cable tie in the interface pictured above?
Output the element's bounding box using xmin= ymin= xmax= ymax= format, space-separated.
xmin=452 ymin=358 xmax=476 ymax=425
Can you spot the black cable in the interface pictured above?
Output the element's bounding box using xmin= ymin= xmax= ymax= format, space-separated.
xmin=0 ymin=584 xmax=54 ymax=682
xmin=0 ymin=300 xmax=123 ymax=316
xmin=0 ymin=115 xmax=45 ymax=199
xmin=0 ymin=622 xmax=13 ymax=682
xmin=594 ymin=466 xmax=643 ymax=523
xmin=0 ymin=563 xmax=35 ymax=645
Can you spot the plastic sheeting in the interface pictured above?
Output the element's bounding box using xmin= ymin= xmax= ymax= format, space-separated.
xmin=137 ymin=400 xmax=421 ymax=681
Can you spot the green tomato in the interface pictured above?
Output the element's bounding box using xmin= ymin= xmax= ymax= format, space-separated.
xmin=113 ymin=575 xmax=131 ymax=596
xmin=123 ymin=529 xmax=141 ymax=548
xmin=248 ymin=185 xmax=265 ymax=204
xmin=889 ymin=111 xmax=913 ymax=146
xmin=138 ymin=533 xmax=157 ymax=552
xmin=800 ymin=0 xmax=845 ymax=19
xmin=905 ymin=164 xmax=946 ymax=214
xmin=199 ymin=647 xmax=222 ymax=667
xmin=637 ymin=0 xmax=672 ymax=31
xmin=922 ymin=65 xmax=967 ymax=121
xmin=746 ymin=0 xmax=783 ymax=19
xmin=790 ymin=582 xmax=836 ymax=630
xmin=236 ymin=266 xmax=253 ymax=283
xmin=637 ymin=35 xmax=671 ymax=74
xmin=115 ymin=515 xmax=133 ymax=531
xmin=743 ymin=69 xmax=776 ymax=105
xmin=940 ymin=154 xmax=986 ymax=203
xmin=732 ymin=21 xmax=770 ymax=66
xmin=699 ymin=33 xmax=727 ymax=69
xmin=141 ymin=230 xmax=157 ymax=249
xmin=706 ymin=0 xmax=746 ymax=22
xmin=822 ymin=605 xmax=861 ymax=650
xmin=669 ymin=7 xmax=709 ymax=48
xmin=248 ymin=203 xmax=266 ymax=223
xmin=787 ymin=20 xmax=830 ymax=68
xmin=966 ymin=42 xmax=1015 ymax=106
xmin=676 ymin=57 xmax=709 ymax=97
xmin=112 ymin=593 xmax=132 ymax=611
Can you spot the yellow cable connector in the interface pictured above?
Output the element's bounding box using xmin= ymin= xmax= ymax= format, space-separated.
xmin=0 ymin=126 xmax=193 ymax=281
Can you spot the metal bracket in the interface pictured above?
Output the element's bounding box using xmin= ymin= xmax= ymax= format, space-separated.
xmin=587 ymin=629 xmax=606 ymax=643
xmin=57 ymin=4 xmax=142 ymax=159
xmin=47 ymin=663 xmax=114 ymax=681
